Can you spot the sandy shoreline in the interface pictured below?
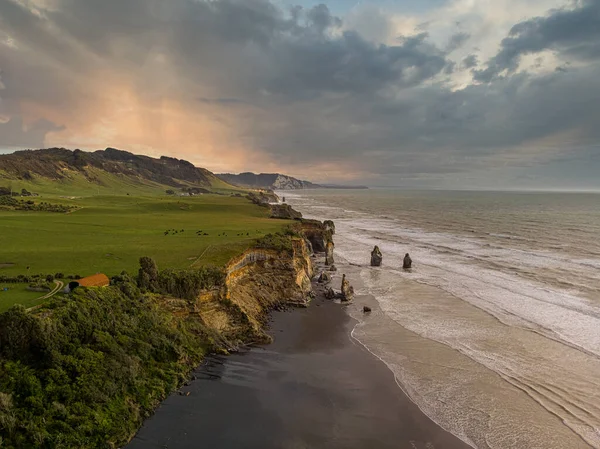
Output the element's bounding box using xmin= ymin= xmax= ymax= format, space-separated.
xmin=127 ymin=260 xmax=471 ymax=449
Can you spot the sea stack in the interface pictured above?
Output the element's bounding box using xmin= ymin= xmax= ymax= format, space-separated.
xmin=325 ymin=241 xmax=335 ymax=266
xmin=370 ymin=246 xmax=383 ymax=267
xmin=325 ymin=287 xmax=336 ymax=299
xmin=318 ymin=271 xmax=331 ymax=284
xmin=341 ymin=274 xmax=354 ymax=302
xmin=403 ymin=253 xmax=412 ymax=269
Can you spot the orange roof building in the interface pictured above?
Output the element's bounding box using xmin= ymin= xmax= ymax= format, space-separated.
xmin=76 ymin=273 xmax=110 ymax=288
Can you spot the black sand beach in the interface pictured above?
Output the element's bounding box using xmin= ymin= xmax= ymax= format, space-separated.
xmin=126 ymin=289 xmax=471 ymax=449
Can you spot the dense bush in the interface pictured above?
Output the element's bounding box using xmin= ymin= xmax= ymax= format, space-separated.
xmin=27 ymin=281 xmax=52 ymax=291
xmin=137 ymin=257 xmax=225 ymax=301
xmin=0 ymin=274 xmax=69 ymax=284
xmin=0 ymin=196 xmax=76 ymax=213
xmin=0 ymin=281 xmax=212 ymax=448
xmin=157 ymin=267 xmax=225 ymax=301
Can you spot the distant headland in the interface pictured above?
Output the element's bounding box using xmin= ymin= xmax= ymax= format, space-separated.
xmin=217 ymin=172 xmax=368 ymax=191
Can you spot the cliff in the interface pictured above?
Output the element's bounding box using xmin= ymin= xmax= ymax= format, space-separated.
xmin=218 ymin=172 xmax=318 ymax=190
xmin=218 ymin=172 xmax=369 ymax=190
xmin=194 ymin=238 xmax=314 ymax=344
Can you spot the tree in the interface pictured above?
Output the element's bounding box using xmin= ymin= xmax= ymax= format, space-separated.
xmin=165 ymin=189 xmax=175 ymax=195
xmin=138 ymin=257 xmax=159 ymax=292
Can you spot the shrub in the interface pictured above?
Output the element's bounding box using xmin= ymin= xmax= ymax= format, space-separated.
xmin=157 ymin=267 xmax=225 ymax=301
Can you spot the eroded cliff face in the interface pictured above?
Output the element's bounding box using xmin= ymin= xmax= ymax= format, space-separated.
xmin=192 ymin=237 xmax=314 ymax=345
xmin=162 ymin=216 xmax=333 ymax=348
xmin=298 ymin=219 xmax=335 ymax=266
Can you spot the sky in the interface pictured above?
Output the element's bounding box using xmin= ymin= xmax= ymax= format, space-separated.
xmin=1 ymin=0 xmax=600 ymax=189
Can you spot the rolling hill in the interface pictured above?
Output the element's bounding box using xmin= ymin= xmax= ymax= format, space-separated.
xmin=0 ymin=147 xmax=237 ymax=195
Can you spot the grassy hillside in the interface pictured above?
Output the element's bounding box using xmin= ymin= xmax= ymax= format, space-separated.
xmin=0 ymin=148 xmax=243 ymax=197
xmin=0 ymin=193 xmax=290 ymax=279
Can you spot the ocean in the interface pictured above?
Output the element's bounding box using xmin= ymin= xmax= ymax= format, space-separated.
xmin=283 ymin=189 xmax=600 ymax=449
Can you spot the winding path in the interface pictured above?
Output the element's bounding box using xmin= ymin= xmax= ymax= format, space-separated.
xmin=27 ymin=280 xmax=64 ymax=312
xmin=38 ymin=280 xmax=64 ymax=300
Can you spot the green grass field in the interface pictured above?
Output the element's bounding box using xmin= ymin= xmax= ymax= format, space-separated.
xmin=0 ymin=283 xmax=49 ymax=312
xmin=0 ymin=193 xmax=289 ymax=280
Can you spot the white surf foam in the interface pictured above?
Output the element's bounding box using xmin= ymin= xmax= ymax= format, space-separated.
xmin=284 ymin=191 xmax=600 ymax=449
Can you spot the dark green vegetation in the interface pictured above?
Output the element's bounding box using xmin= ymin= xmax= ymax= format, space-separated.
xmin=138 ymin=256 xmax=225 ymax=301
xmin=0 ymin=196 xmax=76 ymax=213
xmin=0 ymin=271 xmax=219 ymax=448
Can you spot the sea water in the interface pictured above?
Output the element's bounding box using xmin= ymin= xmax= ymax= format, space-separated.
xmin=283 ymin=189 xmax=600 ymax=449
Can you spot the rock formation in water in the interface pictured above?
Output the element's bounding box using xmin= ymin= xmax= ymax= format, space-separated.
xmin=329 ymin=264 xmax=337 ymax=272
xmin=325 ymin=241 xmax=335 ymax=266
xmin=370 ymin=246 xmax=383 ymax=267
xmin=403 ymin=253 xmax=412 ymax=269
xmin=341 ymin=274 xmax=354 ymax=302
xmin=324 ymin=220 xmax=336 ymax=235
xmin=363 ymin=306 xmax=372 ymax=313
xmin=325 ymin=287 xmax=336 ymax=299
xmin=318 ymin=271 xmax=331 ymax=283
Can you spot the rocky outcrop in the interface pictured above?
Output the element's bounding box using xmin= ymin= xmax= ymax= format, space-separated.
xmin=190 ymin=218 xmax=335 ymax=345
xmin=363 ymin=306 xmax=372 ymax=313
xmin=324 ymin=220 xmax=335 ymax=235
xmin=195 ymin=237 xmax=314 ymax=345
xmin=340 ymin=274 xmax=354 ymax=302
xmin=403 ymin=253 xmax=412 ymax=269
xmin=298 ymin=219 xmax=334 ymax=260
xmin=318 ymin=271 xmax=331 ymax=284
xmin=325 ymin=287 xmax=336 ymax=299
xmin=246 ymin=191 xmax=279 ymax=207
xmin=370 ymin=246 xmax=382 ymax=267
xmin=325 ymin=241 xmax=335 ymax=266
xmin=270 ymin=204 xmax=302 ymax=219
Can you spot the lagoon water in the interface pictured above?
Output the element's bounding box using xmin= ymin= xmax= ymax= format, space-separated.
xmin=285 ymin=189 xmax=600 ymax=449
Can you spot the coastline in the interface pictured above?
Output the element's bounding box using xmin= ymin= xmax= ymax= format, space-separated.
xmin=127 ymin=259 xmax=472 ymax=449
xmin=281 ymin=190 xmax=600 ymax=449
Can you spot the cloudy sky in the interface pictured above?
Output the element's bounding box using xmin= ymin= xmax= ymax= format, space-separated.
xmin=1 ymin=0 xmax=599 ymax=188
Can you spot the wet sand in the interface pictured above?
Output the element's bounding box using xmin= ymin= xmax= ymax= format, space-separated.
xmin=127 ymin=289 xmax=471 ymax=449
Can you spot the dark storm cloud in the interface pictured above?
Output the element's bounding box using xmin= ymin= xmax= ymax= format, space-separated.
xmin=1 ymin=0 xmax=600 ymax=186
xmin=462 ymin=54 xmax=478 ymax=69
xmin=474 ymin=0 xmax=600 ymax=81
xmin=446 ymin=32 xmax=470 ymax=52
